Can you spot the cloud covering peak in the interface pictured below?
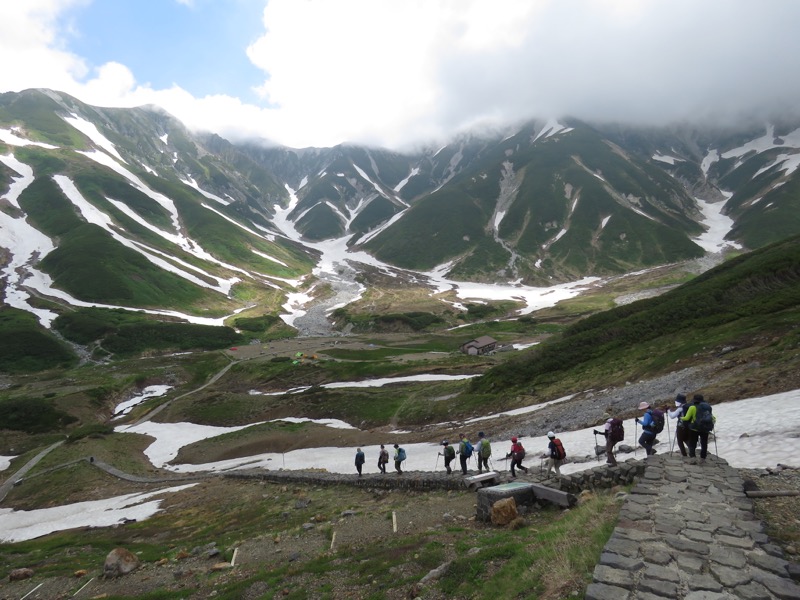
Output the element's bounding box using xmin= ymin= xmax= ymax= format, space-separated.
xmin=1 ymin=0 xmax=799 ymax=150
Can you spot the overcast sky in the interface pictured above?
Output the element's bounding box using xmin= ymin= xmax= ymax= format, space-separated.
xmin=1 ymin=0 xmax=799 ymax=150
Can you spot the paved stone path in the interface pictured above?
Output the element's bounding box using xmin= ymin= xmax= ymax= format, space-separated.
xmin=0 ymin=441 xmax=63 ymax=503
xmin=586 ymin=454 xmax=800 ymax=600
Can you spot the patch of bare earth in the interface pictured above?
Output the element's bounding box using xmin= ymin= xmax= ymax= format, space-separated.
xmin=741 ymin=466 xmax=800 ymax=559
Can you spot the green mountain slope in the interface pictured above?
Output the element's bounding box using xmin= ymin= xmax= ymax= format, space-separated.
xmin=470 ymin=234 xmax=800 ymax=395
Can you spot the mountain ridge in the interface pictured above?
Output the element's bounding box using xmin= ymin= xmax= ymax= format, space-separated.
xmin=2 ymin=88 xmax=800 ymax=350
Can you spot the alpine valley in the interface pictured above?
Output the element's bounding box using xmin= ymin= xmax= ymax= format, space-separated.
xmin=3 ymin=89 xmax=800 ymax=599
xmin=3 ymin=89 xmax=800 ymax=362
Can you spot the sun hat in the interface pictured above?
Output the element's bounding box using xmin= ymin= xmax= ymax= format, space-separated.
xmin=606 ymin=417 xmax=614 ymax=423
xmin=638 ymin=401 xmax=650 ymax=410
xmin=511 ymin=436 xmax=518 ymax=442
xmin=547 ymin=431 xmax=555 ymax=438
xmin=441 ymin=440 xmax=448 ymax=445
xmin=675 ymin=393 xmax=686 ymax=404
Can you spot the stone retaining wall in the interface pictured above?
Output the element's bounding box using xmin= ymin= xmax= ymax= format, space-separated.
xmin=224 ymin=459 xmax=648 ymax=497
xmin=224 ymin=469 xmax=467 ymax=491
xmin=558 ymin=459 xmax=647 ymax=495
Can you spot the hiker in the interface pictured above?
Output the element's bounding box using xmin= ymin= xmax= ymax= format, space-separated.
xmin=681 ymin=393 xmax=715 ymax=463
xmin=544 ymin=431 xmax=566 ymax=478
xmin=595 ymin=417 xmax=624 ymax=466
xmin=377 ymin=444 xmax=389 ymax=474
xmin=474 ymin=431 xmax=492 ymax=473
xmin=636 ymin=401 xmax=658 ymax=456
xmin=355 ymin=447 xmax=365 ymax=476
xmin=393 ymin=443 xmax=406 ymax=474
xmin=439 ymin=440 xmax=455 ymax=474
xmin=506 ymin=436 xmax=528 ymax=477
xmin=458 ymin=433 xmax=473 ymax=475
xmin=667 ymin=393 xmax=689 ymax=457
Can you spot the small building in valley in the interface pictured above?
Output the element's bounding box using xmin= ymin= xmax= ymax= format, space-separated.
xmin=460 ymin=336 xmax=498 ymax=356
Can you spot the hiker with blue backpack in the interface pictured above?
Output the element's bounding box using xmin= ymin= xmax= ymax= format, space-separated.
xmin=681 ymin=393 xmax=715 ymax=464
xmin=636 ymin=401 xmax=665 ymax=456
xmin=458 ymin=433 xmax=473 ymax=475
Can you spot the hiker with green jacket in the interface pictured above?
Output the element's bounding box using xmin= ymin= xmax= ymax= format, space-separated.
xmin=681 ymin=394 xmax=715 ymax=464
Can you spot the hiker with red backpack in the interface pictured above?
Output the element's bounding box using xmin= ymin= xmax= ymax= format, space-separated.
xmin=595 ymin=417 xmax=624 ymax=466
xmin=506 ymin=436 xmax=528 ymax=477
xmin=544 ymin=431 xmax=566 ymax=478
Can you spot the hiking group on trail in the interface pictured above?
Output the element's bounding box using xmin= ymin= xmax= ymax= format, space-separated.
xmin=599 ymin=392 xmax=716 ymax=466
xmin=350 ymin=392 xmax=716 ymax=477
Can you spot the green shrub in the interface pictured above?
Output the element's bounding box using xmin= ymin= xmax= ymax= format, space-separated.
xmin=0 ymin=397 xmax=77 ymax=433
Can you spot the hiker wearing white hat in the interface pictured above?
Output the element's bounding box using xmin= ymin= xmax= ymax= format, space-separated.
xmin=543 ymin=431 xmax=566 ymax=478
xmin=667 ymin=393 xmax=689 ymax=457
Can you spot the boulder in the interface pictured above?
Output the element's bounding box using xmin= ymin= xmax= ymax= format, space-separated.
xmin=490 ymin=497 xmax=518 ymax=526
xmin=103 ymin=547 xmax=140 ymax=578
xmin=8 ymin=568 xmax=34 ymax=582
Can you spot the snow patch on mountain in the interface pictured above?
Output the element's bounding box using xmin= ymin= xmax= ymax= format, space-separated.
xmin=394 ymin=167 xmax=419 ymax=192
xmin=63 ymin=113 xmax=126 ymax=163
xmin=652 ymin=153 xmax=684 ymax=165
xmin=180 ymin=175 xmax=230 ymax=205
xmin=753 ymin=153 xmax=800 ymax=178
xmin=692 ymin=193 xmax=741 ymax=253
xmin=533 ymin=119 xmax=573 ymax=142
xmin=0 ymin=127 xmax=57 ymax=149
xmin=701 ymin=149 xmax=719 ymax=178
xmin=55 ymin=175 xmax=239 ymax=295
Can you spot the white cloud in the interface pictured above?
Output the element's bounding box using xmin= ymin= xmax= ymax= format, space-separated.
xmin=1 ymin=0 xmax=799 ymax=150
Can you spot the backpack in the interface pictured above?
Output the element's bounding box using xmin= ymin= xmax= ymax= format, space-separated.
xmin=462 ymin=440 xmax=473 ymax=458
xmin=649 ymin=409 xmax=665 ymax=434
xmin=397 ymin=448 xmax=406 ymax=462
xmin=480 ymin=440 xmax=492 ymax=458
xmin=609 ymin=418 xmax=625 ymax=443
xmin=513 ymin=443 xmax=526 ymax=461
xmin=694 ymin=402 xmax=715 ymax=433
xmin=551 ymin=438 xmax=566 ymax=460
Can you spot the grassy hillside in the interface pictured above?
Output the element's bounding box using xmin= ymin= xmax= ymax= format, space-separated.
xmin=470 ymin=234 xmax=800 ymax=396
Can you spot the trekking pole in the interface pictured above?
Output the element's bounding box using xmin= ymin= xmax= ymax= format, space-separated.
xmin=435 ymin=453 xmax=440 ymax=472
xmin=713 ymin=431 xmax=718 ymax=457
xmin=670 ymin=428 xmax=677 ymax=455
xmin=634 ymin=420 xmax=638 ymax=457
xmin=665 ymin=410 xmax=671 ymax=455
xmin=593 ymin=431 xmax=600 ymax=463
